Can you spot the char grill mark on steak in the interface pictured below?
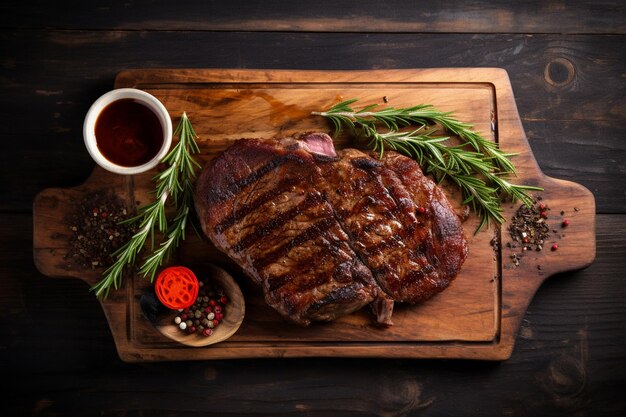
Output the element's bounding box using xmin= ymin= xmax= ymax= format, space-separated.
xmin=204 ymin=152 xmax=304 ymax=205
xmin=231 ymin=192 xmax=323 ymax=253
xmin=252 ymin=216 xmax=336 ymax=270
xmin=214 ymin=177 xmax=299 ymax=234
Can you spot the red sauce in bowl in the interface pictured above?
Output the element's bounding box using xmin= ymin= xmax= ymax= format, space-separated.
xmin=95 ymin=99 xmax=164 ymax=167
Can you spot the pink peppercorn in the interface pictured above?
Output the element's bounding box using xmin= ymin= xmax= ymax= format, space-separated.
xmin=551 ymin=244 xmax=558 ymax=251
xmin=220 ymin=296 xmax=228 ymax=305
xmin=214 ymin=305 xmax=222 ymax=314
xmin=562 ymin=219 xmax=570 ymax=228
xmin=417 ymin=207 xmax=426 ymax=214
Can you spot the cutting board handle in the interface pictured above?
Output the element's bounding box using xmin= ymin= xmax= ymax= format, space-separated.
xmin=33 ymin=167 xmax=134 ymax=284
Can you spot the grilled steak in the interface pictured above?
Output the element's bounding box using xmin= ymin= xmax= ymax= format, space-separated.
xmin=194 ymin=132 xmax=468 ymax=325
xmin=194 ymin=137 xmax=380 ymax=326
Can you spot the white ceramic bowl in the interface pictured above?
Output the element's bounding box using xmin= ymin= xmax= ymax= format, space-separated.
xmin=83 ymin=88 xmax=173 ymax=175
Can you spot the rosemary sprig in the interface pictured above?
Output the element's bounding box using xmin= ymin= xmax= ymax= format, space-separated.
xmin=157 ymin=113 xmax=201 ymax=205
xmin=313 ymin=99 xmax=542 ymax=232
xmin=91 ymin=112 xmax=201 ymax=299
xmin=138 ymin=181 xmax=194 ymax=280
xmin=313 ymin=99 xmax=518 ymax=172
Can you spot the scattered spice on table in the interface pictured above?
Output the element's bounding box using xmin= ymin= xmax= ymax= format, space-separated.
xmin=506 ymin=198 xmax=573 ymax=269
xmin=64 ymin=192 xmax=136 ymax=270
xmin=508 ymin=199 xmax=551 ymax=254
xmin=173 ymin=275 xmax=229 ymax=337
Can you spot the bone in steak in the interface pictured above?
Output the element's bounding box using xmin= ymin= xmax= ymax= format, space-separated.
xmin=194 ymin=132 xmax=468 ymax=326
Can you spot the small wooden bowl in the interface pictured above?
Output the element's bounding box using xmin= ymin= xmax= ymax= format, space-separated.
xmin=142 ymin=263 xmax=245 ymax=347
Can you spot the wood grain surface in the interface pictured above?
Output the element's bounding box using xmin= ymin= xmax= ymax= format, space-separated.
xmin=2 ymin=1 xmax=624 ymax=415
xmin=1 ymin=0 xmax=624 ymax=33
xmin=33 ymin=68 xmax=595 ymax=362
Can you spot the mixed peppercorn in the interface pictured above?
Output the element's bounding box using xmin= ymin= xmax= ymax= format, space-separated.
xmin=172 ymin=277 xmax=229 ymax=337
xmin=508 ymin=199 xmax=552 ymax=253
xmin=506 ymin=198 xmax=572 ymax=268
xmin=64 ymin=192 xmax=136 ymax=269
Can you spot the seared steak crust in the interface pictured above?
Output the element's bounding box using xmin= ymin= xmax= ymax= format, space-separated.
xmin=195 ymin=133 xmax=468 ymax=325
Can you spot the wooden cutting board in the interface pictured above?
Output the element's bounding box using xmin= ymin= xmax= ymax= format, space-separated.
xmin=33 ymin=68 xmax=595 ymax=362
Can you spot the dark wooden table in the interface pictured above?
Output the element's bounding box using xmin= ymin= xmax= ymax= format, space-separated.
xmin=1 ymin=2 xmax=624 ymax=416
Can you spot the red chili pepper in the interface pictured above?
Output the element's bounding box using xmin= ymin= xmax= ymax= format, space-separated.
xmin=154 ymin=266 xmax=199 ymax=310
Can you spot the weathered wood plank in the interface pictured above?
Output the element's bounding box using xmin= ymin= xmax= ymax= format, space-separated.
xmin=3 ymin=212 xmax=624 ymax=415
xmin=526 ymin=120 xmax=626 ymax=214
xmin=0 ymin=0 xmax=624 ymax=34
xmin=1 ymin=31 xmax=623 ymax=213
